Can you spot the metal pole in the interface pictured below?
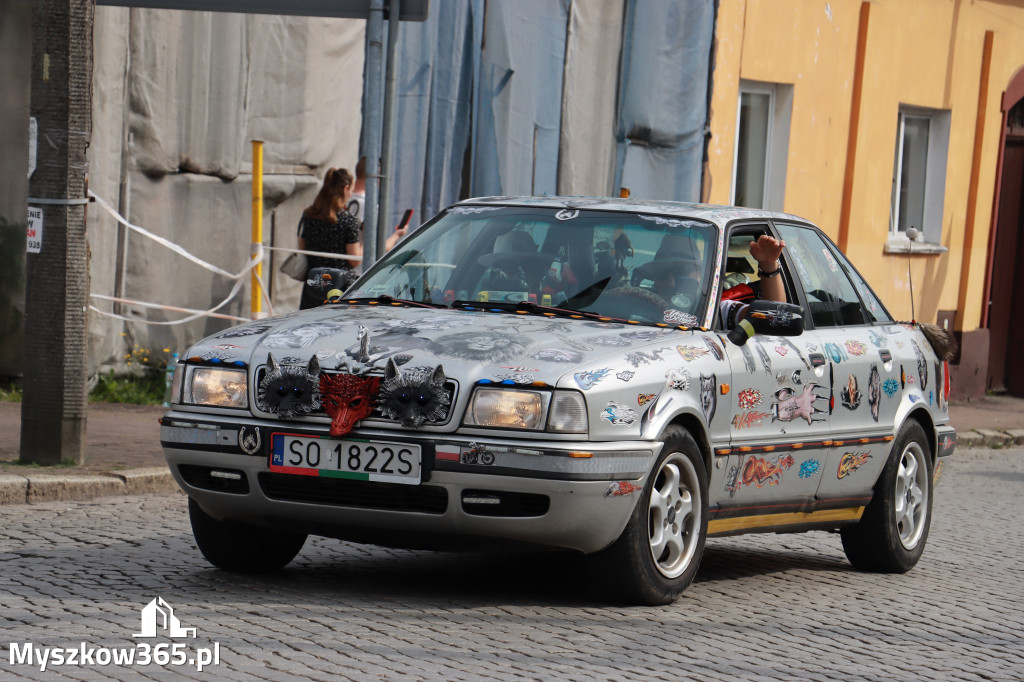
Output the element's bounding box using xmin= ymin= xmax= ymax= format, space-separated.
xmin=362 ymin=0 xmax=385 ymax=266
xmin=251 ymin=140 xmax=264 ymax=319
xmin=377 ymin=0 xmax=401 ymax=262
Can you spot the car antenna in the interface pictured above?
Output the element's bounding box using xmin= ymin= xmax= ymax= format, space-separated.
xmin=905 ymin=227 xmax=918 ymax=323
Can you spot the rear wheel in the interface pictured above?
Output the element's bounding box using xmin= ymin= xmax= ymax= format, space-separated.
xmin=189 ymin=498 xmax=307 ymax=571
xmin=595 ymin=426 xmax=708 ymax=605
xmin=841 ymin=420 xmax=933 ymax=572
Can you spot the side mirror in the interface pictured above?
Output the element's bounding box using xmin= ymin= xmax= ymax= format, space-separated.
xmin=727 ymin=300 xmax=805 ymax=346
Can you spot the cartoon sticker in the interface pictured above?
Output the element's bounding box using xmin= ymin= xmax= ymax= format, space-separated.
xmin=574 ymin=368 xmax=612 ymax=390
xmin=664 ymin=310 xmax=699 ymax=326
xmin=837 ymin=452 xmax=872 ymax=479
xmin=912 ymin=340 xmax=928 ymax=391
xmin=637 ymin=393 xmax=657 ymax=406
xmin=771 ymin=384 xmax=828 ymax=424
xmin=666 ymin=367 xmax=692 ymax=391
xmin=699 ymin=373 xmax=717 ymax=425
xmin=845 ymin=340 xmax=868 ymax=356
xmin=604 ymin=481 xmax=641 ymax=497
xmin=602 ymin=401 xmax=638 ymax=425
xmin=868 ymin=364 xmax=881 ymax=422
xmin=824 ymin=342 xmax=847 ymax=364
xmin=616 ymin=370 xmax=636 ymax=382
xmin=532 ymin=348 xmax=584 ymax=364
xmin=869 ymin=329 xmax=886 ymax=348
xmin=799 ymin=459 xmax=822 ymax=479
xmin=725 ymin=454 xmax=796 ymax=497
xmin=731 ymin=411 xmax=771 ymax=429
xmin=755 ymin=342 xmax=773 ymax=375
xmin=737 ymin=388 xmax=763 ymax=409
xmin=677 ymin=345 xmax=711 ymax=362
xmin=740 ymin=344 xmax=757 ymax=374
xmin=883 ymin=378 xmax=899 ymax=398
xmin=840 ymin=374 xmax=862 ymax=410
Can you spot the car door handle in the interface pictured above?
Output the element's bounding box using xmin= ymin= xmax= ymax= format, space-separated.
xmin=879 ymin=349 xmax=892 ymax=363
xmin=809 ymin=352 xmax=827 ymax=367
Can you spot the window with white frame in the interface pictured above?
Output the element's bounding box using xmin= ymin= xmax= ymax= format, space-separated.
xmin=889 ymin=106 xmax=950 ymax=246
xmin=731 ymin=81 xmax=792 ymax=211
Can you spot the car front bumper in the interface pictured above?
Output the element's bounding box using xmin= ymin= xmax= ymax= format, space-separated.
xmin=161 ymin=412 xmax=659 ymax=554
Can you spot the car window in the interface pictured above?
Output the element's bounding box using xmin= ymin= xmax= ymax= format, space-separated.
xmin=352 ymin=207 xmax=718 ymax=326
xmin=775 ymin=223 xmax=870 ymax=327
xmin=827 ymin=241 xmax=892 ymax=323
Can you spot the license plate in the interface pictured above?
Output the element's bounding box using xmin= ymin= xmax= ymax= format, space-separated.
xmin=269 ymin=433 xmax=421 ymax=485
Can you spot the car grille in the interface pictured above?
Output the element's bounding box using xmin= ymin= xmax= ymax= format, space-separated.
xmin=257 ymin=472 xmax=448 ymax=514
xmin=254 ymin=367 xmax=458 ymax=425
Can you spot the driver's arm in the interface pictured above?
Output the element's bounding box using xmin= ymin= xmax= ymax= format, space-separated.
xmin=750 ymin=235 xmax=786 ymax=304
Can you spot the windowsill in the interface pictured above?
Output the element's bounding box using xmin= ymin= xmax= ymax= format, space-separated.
xmin=884 ymin=238 xmax=948 ymax=255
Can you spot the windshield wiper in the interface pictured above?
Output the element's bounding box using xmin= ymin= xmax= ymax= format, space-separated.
xmin=449 ymin=299 xmax=627 ymax=323
xmin=333 ymin=295 xmax=447 ymax=309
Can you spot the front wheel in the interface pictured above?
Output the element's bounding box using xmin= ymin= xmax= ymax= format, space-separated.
xmin=594 ymin=426 xmax=709 ymax=605
xmin=840 ymin=420 xmax=933 ymax=572
xmin=189 ymin=498 xmax=307 ymax=571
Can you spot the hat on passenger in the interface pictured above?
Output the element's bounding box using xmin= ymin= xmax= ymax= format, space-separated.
xmin=479 ymin=230 xmax=554 ymax=268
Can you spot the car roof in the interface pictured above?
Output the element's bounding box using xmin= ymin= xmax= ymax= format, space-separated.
xmin=455 ymin=196 xmax=809 ymax=227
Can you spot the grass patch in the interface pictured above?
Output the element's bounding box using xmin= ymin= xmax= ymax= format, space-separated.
xmin=89 ymin=369 xmax=166 ymax=405
xmin=0 ymin=379 xmax=21 ymax=402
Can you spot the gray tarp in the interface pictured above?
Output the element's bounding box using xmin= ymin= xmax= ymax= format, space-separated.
xmin=615 ymin=0 xmax=715 ymax=202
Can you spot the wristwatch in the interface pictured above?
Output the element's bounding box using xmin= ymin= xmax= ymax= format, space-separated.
xmin=757 ymin=260 xmax=782 ymax=278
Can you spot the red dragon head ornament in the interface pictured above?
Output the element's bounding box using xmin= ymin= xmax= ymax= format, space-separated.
xmin=319 ymin=372 xmax=380 ymax=437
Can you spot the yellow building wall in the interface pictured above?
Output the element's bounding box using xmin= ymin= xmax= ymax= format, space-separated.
xmin=707 ymin=0 xmax=1024 ymax=332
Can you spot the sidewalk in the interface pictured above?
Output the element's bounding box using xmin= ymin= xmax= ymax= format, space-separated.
xmin=0 ymin=394 xmax=1022 ymax=505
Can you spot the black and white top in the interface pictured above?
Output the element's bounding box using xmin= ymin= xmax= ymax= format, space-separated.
xmin=298 ymin=211 xmax=361 ymax=273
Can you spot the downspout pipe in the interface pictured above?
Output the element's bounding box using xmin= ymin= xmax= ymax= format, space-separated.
xmin=362 ymin=0 xmax=385 ymax=267
xmin=377 ymin=0 xmax=401 ymax=262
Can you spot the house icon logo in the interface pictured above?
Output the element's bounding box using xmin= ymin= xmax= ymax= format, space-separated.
xmin=133 ymin=597 xmax=197 ymax=638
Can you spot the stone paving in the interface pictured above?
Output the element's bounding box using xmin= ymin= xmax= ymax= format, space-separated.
xmin=1 ymin=447 xmax=1023 ymax=681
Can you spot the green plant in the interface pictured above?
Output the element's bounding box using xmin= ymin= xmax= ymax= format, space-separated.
xmin=89 ymin=369 xmax=166 ymax=405
xmin=0 ymin=378 xmax=22 ymax=402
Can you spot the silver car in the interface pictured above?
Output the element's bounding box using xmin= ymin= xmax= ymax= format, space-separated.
xmin=162 ymin=197 xmax=957 ymax=605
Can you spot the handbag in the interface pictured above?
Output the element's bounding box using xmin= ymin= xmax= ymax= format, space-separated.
xmin=279 ymin=252 xmax=308 ymax=282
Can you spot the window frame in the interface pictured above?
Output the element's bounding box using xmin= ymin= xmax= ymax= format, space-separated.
xmin=887 ymin=105 xmax=951 ymax=253
xmin=731 ymin=80 xmax=793 ymax=212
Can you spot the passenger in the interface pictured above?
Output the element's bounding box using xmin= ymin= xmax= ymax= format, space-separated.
xmin=297 ymin=168 xmax=362 ymax=309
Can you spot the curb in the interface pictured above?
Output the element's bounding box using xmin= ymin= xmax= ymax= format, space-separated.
xmin=0 ymin=467 xmax=178 ymax=506
xmin=957 ymin=428 xmax=1024 ymax=449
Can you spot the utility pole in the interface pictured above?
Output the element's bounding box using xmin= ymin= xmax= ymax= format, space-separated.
xmin=20 ymin=0 xmax=94 ymax=465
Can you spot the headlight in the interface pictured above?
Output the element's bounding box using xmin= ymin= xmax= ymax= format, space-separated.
xmin=464 ymin=388 xmax=550 ymax=430
xmin=547 ymin=391 xmax=588 ymax=433
xmin=184 ymin=367 xmax=248 ymax=408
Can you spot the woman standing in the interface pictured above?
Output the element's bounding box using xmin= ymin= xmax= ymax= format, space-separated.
xmin=297 ymin=167 xmax=362 ymax=309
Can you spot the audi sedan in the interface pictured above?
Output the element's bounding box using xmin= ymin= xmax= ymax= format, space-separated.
xmin=162 ymin=197 xmax=956 ymax=605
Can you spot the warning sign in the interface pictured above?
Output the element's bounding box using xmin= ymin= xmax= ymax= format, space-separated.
xmin=27 ymin=207 xmax=43 ymax=253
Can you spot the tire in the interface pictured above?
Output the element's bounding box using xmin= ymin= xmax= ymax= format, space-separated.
xmin=595 ymin=426 xmax=709 ymax=605
xmin=188 ymin=497 xmax=307 ymax=571
xmin=841 ymin=420 xmax=933 ymax=573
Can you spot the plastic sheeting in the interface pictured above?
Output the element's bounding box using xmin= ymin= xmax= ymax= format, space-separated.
xmin=386 ymin=0 xmax=483 ymax=231
xmin=615 ymin=0 xmax=716 ymax=202
xmin=558 ymin=0 xmax=625 ymax=197
xmin=471 ymin=0 xmax=570 ymax=198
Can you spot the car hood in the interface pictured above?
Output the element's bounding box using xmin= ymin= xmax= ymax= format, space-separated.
xmin=187 ymin=305 xmax=690 ymax=385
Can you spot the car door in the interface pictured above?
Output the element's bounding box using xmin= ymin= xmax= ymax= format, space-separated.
xmin=773 ymin=223 xmax=894 ymax=506
xmin=707 ymin=223 xmax=831 ymax=530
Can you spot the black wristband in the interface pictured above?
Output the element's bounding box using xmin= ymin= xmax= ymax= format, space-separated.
xmin=757 ymin=261 xmax=782 ymax=278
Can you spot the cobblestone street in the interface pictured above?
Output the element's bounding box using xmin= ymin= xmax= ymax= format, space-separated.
xmin=2 ymin=447 xmax=1022 ymax=681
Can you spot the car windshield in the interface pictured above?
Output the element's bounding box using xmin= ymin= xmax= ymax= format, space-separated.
xmin=350 ymin=206 xmax=718 ymax=326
